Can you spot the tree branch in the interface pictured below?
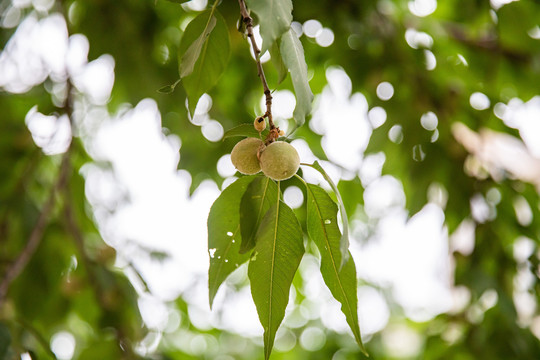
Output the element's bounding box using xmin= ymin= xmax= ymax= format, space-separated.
xmin=63 ymin=191 xmax=137 ymax=359
xmin=0 ymin=147 xmax=72 ymax=306
xmin=238 ymin=0 xmax=274 ymax=129
xmin=0 ymin=81 xmax=75 ymax=307
xmin=445 ymin=24 xmax=531 ymax=63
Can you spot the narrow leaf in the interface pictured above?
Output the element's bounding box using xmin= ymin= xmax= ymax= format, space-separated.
xmin=223 ymin=124 xmax=269 ymax=140
xmin=245 ymin=0 xmax=292 ymax=53
xmin=280 ymin=28 xmax=313 ymax=128
xmin=248 ymin=193 xmax=304 ymax=360
xmin=179 ymin=15 xmax=217 ymax=78
xmin=178 ymin=10 xmax=231 ymax=115
xmin=157 ymin=79 xmax=181 ymax=94
xmin=208 ymin=176 xmax=256 ymax=308
xmin=305 ymin=184 xmax=367 ymax=355
xmin=305 ymin=161 xmax=350 ymax=268
xmin=239 ymin=176 xmax=279 ymax=253
xmin=269 ymin=40 xmax=287 ymax=86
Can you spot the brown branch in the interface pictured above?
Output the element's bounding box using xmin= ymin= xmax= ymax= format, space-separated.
xmin=445 ymin=24 xmax=531 ymax=63
xmin=0 ymin=80 xmax=75 ymax=306
xmin=0 ymin=147 xmax=72 ymax=306
xmin=238 ymin=0 xmax=274 ymax=129
xmin=63 ymin=190 xmax=137 ymax=359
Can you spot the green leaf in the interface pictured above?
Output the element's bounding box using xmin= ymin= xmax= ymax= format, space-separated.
xmin=178 ymin=9 xmax=231 ymax=115
xmin=248 ymin=190 xmax=304 ymax=360
xmin=208 ymin=175 xmax=256 ymax=308
xmin=245 ymin=0 xmax=292 ymax=53
xmin=269 ymin=40 xmax=287 ymax=86
xmin=223 ymin=124 xmax=269 ymax=140
xmin=0 ymin=323 xmax=11 ymax=359
xmin=78 ymin=337 xmax=123 ymax=360
xmin=280 ymin=28 xmax=313 ymax=128
xmin=157 ymin=79 xmax=181 ymax=94
xmin=305 ymin=184 xmax=367 ymax=356
xmin=179 ymin=15 xmax=217 ymax=78
xmin=304 ymin=161 xmax=350 ymax=269
xmin=239 ymin=176 xmax=279 ymax=253
xmin=497 ymin=1 xmax=540 ymax=54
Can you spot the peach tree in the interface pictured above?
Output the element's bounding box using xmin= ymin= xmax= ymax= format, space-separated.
xmin=173 ymin=0 xmax=367 ymax=358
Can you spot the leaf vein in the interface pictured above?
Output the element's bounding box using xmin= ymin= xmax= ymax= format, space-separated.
xmin=307 ymin=185 xmax=355 ymax=330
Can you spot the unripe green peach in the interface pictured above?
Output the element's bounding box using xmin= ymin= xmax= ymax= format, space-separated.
xmin=260 ymin=141 xmax=300 ymax=181
xmin=231 ymin=137 xmax=264 ymax=175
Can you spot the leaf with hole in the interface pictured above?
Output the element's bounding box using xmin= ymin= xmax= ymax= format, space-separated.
xmin=305 ymin=183 xmax=367 ymax=355
xmin=248 ymin=194 xmax=304 ymax=360
xmin=208 ymin=175 xmax=256 ymax=308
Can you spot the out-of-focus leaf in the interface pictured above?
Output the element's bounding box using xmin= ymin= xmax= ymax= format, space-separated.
xmin=305 ymin=184 xmax=367 ymax=355
xmin=245 ymin=0 xmax=292 ymax=53
xmin=179 ymin=9 xmax=230 ymax=115
xmin=208 ymin=175 xmax=255 ymax=308
xmin=280 ymin=28 xmax=313 ymax=129
xmin=78 ymin=335 xmax=123 ymax=360
xmin=304 ymin=161 xmax=350 ymax=268
xmin=248 ymin=194 xmax=304 ymax=360
xmin=223 ymin=124 xmax=269 ymax=140
xmin=0 ymin=323 xmax=11 ymax=359
xmin=157 ymin=79 xmax=181 ymax=94
xmin=497 ymin=1 xmax=540 ymax=53
xmin=239 ymin=176 xmax=279 ymax=253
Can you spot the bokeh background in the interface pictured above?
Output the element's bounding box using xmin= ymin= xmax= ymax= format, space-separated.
xmin=1 ymin=0 xmax=540 ymax=359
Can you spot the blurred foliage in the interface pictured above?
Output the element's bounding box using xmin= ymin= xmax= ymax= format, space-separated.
xmin=1 ymin=0 xmax=540 ymax=359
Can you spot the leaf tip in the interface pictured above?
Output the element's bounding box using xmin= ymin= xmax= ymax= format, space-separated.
xmin=208 ymin=289 xmax=215 ymax=310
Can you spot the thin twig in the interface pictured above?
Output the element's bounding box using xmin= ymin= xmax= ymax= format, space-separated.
xmin=0 ymin=148 xmax=72 ymax=306
xmin=238 ymin=0 xmax=274 ymax=129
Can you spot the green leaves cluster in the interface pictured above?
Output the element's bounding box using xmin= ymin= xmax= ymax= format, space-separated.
xmin=208 ymin=162 xmax=367 ymax=359
xmin=177 ymin=0 xmax=313 ymax=127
